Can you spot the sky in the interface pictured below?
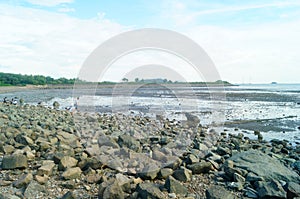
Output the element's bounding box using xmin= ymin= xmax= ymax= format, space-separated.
xmin=0 ymin=0 xmax=300 ymax=83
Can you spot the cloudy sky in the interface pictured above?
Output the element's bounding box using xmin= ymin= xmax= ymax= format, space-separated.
xmin=0 ymin=0 xmax=299 ymax=83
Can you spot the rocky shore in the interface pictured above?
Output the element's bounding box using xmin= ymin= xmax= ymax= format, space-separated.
xmin=0 ymin=102 xmax=299 ymax=199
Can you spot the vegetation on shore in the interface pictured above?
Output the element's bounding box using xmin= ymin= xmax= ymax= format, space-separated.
xmin=0 ymin=72 xmax=232 ymax=87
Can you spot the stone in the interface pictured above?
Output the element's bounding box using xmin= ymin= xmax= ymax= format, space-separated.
xmin=227 ymin=150 xmax=300 ymax=183
xmin=140 ymin=163 xmax=160 ymax=180
xmin=172 ymin=168 xmax=192 ymax=182
xmin=165 ymin=176 xmax=188 ymax=195
xmin=286 ymin=182 xmax=300 ymax=199
xmin=118 ymin=134 xmax=141 ymax=152
xmin=61 ymin=191 xmax=76 ymax=199
xmin=136 ymin=183 xmax=165 ymax=199
xmin=13 ymin=173 xmax=33 ymax=188
xmin=38 ymin=162 xmax=55 ymax=176
xmin=98 ymin=133 xmax=120 ymax=149
xmin=244 ymin=187 xmax=259 ymax=198
xmin=159 ymin=168 xmax=174 ymax=179
xmin=0 ymin=193 xmax=21 ymax=199
xmin=234 ymin=173 xmax=245 ymax=184
xmin=35 ymin=175 xmax=49 ymax=184
xmin=187 ymin=154 xmax=199 ymax=164
xmin=62 ymin=167 xmax=82 ymax=180
xmin=187 ymin=161 xmax=212 ymax=174
xmin=206 ymin=185 xmax=234 ymax=199
xmin=246 ymin=172 xmax=264 ymax=182
xmin=102 ymin=180 xmax=125 ymax=199
xmin=1 ymin=154 xmax=28 ymax=169
xmin=115 ymin=173 xmax=131 ymax=192
xmin=256 ymin=180 xmax=286 ymax=199
xmin=24 ymin=180 xmax=47 ymax=198
xmin=59 ymin=156 xmax=78 ymax=170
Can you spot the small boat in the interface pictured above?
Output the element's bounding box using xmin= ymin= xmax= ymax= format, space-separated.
xmin=271 ymin=82 xmax=277 ymax=85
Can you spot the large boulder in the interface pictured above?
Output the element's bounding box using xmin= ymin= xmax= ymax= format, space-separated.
xmin=206 ymin=185 xmax=235 ymax=199
xmin=1 ymin=154 xmax=28 ymax=169
xmin=226 ymin=150 xmax=300 ymax=183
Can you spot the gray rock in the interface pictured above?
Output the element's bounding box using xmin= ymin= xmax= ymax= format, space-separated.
xmin=59 ymin=156 xmax=78 ymax=170
xmin=24 ymin=181 xmax=47 ymax=198
xmin=38 ymin=161 xmax=55 ymax=176
xmin=61 ymin=191 xmax=76 ymax=199
xmin=286 ymin=182 xmax=300 ymax=199
xmin=118 ymin=134 xmax=141 ymax=152
xmin=234 ymin=173 xmax=245 ymax=184
xmin=140 ymin=163 xmax=160 ymax=180
xmin=102 ymin=180 xmax=125 ymax=199
xmin=136 ymin=183 xmax=165 ymax=199
xmin=62 ymin=167 xmax=82 ymax=180
xmin=1 ymin=154 xmax=28 ymax=169
xmin=0 ymin=193 xmax=21 ymax=199
xmin=165 ymin=176 xmax=188 ymax=195
xmin=159 ymin=168 xmax=173 ymax=179
xmin=172 ymin=168 xmax=192 ymax=182
xmin=187 ymin=161 xmax=212 ymax=174
xmin=244 ymin=187 xmax=259 ymax=198
xmin=13 ymin=173 xmax=33 ymax=188
xmin=206 ymin=185 xmax=234 ymax=199
xmin=115 ymin=173 xmax=131 ymax=193
xmin=98 ymin=133 xmax=120 ymax=149
xmin=227 ymin=150 xmax=300 ymax=183
xmin=256 ymin=180 xmax=286 ymax=199
xmin=246 ymin=172 xmax=265 ymax=182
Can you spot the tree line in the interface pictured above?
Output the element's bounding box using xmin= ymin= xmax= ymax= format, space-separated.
xmin=0 ymin=72 xmax=77 ymax=86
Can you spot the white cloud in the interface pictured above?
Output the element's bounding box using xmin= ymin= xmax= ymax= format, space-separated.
xmin=0 ymin=4 xmax=127 ymax=78
xmin=25 ymin=0 xmax=73 ymax=7
xmin=58 ymin=7 xmax=75 ymax=13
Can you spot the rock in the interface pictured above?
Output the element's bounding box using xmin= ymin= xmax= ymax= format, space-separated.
xmin=35 ymin=175 xmax=49 ymax=184
xmin=38 ymin=161 xmax=55 ymax=176
xmin=59 ymin=156 xmax=78 ymax=170
xmin=216 ymin=146 xmax=231 ymax=156
xmin=98 ymin=133 xmax=120 ymax=149
xmin=172 ymin=168 xmax=192 ymax=182
xmin=292 ymin=161 xmax=300 ymax=172
xmin=13 ymin=173 xmax=33 ymax=188
xmin=2 ymin=145 xmax=15 ymax=154
xmin=61 ymin=191 xmax=76 ymax=199
xmin=1 ymin=154 xmax=28 ymax=169
xmin=136 ymin=183 xmax=165 ymax=199
xmin=286 ymin=182 xmax=300 ymax=199
xmin=0 ymin=193 xmax=21 ymax=199
xmin=15 ymin=135 xmax=34 ymax=146
xmin=53 ymin=101 xmax=60 ymax=109
xmin=244 ymin=187 xmax=259 ymax=198
xmin=233 ymin=173 xmax=245 ymax=184
xmin=62 ymin=167 xmax=82 ymax=180
xmin=118 ymin=134 xmax=141 ymax=152
xmin=24 ymin=180 xmax=47 ymax=198
xmin=256 ymin=180 xmax=286 ymax=199
xmin=187 ymin=154 xmax=199 ymax=164
xmin=246 ymin=172 xmax=264 ymax=182
xmin=187 ymin=161 xmax=212 ymax=174
xmin=115 ymin=174 xmax=131 ymax=193
xmin=227 ymin=181 xmax=243 ymax=191
xmin=140 ymin=163 xmax=160 ymax=180
xmin=206 ymin=185 xmax=234 ymax=199
xmin=165 ymin=176 xmax=188 ymax=195
xmin=159 ymin=168 xmax=174 ymax=179
xmin=102 ymin=180 xmax=125 ymax=199
xmin=227 ymin=150 xmax=300 ymax=183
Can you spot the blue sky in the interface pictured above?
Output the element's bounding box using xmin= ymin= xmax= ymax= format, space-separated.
xmin=0 ymin=0 xmax=300 ymax=83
